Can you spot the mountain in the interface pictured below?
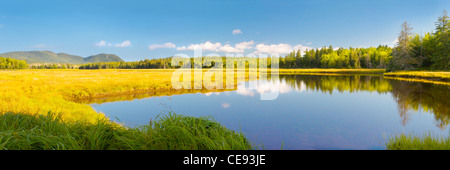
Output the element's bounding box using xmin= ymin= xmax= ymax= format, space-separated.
xmin=84 ymin=53 xmax=124 ymax=63
xmin=0 ymin=51 xmax=124 ymax=64
xmin=0 ymin=51 xmax=84 ymax=64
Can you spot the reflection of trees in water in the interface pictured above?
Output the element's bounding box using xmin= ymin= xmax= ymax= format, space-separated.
xmin=277 ymin=74 xmax=450 ymax=128
xmin=390 ymin=80 xmax=413 ymax=126
xmin=388 ymin=80 xmax=450 ymax=129
xmin=278 ymin=74 xmax=391 ymax=94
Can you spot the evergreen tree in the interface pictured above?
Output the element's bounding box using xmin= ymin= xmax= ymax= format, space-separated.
xmin=432 ymin=10 xmax=450 ymax=70
xmin=388 ymin=21 xmax=414 ymax=71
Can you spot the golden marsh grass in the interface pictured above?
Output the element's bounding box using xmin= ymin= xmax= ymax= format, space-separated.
xmin=0 ymin=69 xmax=256 ymax=123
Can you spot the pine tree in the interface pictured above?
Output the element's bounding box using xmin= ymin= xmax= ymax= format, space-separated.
xmin=389 ymin=21 xmax=414 ymax=71
xmin=432 ymin=10 xmax=450 ymax=70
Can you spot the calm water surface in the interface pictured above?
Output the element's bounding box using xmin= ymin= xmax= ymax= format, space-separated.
xmin=90 ymin=74 xmax=450 ymax=150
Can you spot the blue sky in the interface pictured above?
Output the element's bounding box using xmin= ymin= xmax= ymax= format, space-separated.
xmin=0 ymin=0 xmax=448 ymax=61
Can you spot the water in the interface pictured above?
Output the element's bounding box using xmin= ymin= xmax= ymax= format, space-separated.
xmin=90 ymin=74 xmax=450 ymax=150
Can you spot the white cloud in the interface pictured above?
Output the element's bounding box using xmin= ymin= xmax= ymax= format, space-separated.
xmin=293 ymin=44 xmax=313 ymax=53
xmin=389 ymin=38 xmax=399 ymax=47
xmin=177 ymin=41 xmax=221 ymax=51
xmin=253 ymin=43 xmax=313 ymax=55
xmin=306 ymin=42 xmax=312 ymax=45
xmin=254 ymin=43 xmax=293 ymax=54
xmin=115 ymin=40 xmax=131 ymax=47
xmin=235 ymin=41 xmax=254 ymax=51
xmin=95 ymin=40 xmax=107 ymax=47
xmin=148 ymin=42 xmax=176 ymax=50
xmin=176 ymin=41 xmax=255 ymax=53
xmin=96 ymin=40 xmax=129 ymax=47
xmin=378 ymin=38 xmax=399 ymax=48
xmin=219 ymin=44 xmax=241 ymax=53
xmin=202 ymin=41 xmax=222 ymax=51
xmin=176 ymin=41 xmax=313 ymax=55
xmin=232 ymin=29 xmax=243 ymax=35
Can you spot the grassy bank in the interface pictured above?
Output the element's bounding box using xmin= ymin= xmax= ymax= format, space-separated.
xmin=384 ymin=71 xmax=450 ymax=81
xmin=383 ymin=71 xmax=450 ymax=85
xmin=386 ymin=134 xmax=450 ymax=150
xmin=0 ymin=112 xmax=252 ymax=150
xmin=0 ymin=69 xmax=252 ymax=123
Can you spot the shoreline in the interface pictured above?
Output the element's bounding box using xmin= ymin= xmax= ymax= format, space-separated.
xmin=383 ymin=71 xmax=450 ymax=85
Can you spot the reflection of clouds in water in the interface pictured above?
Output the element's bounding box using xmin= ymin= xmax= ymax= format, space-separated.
xmin=236 ymin=79 xmax=307 ymax=97
xmin=236 ymin=87 xmax=255 ymax=96
xmin=221 ymin=102 xmax=231 ymax=108
xmin=204 ymin=92 xmax=221 ymax=96
xmin=202 ymin=79 xmax=307 ymax=99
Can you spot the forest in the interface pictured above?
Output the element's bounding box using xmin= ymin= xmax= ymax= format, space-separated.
xmin=0 ymin=57 xmax=28 ymax=69
xmin=387 ymin=10 xmax=449 ymax=71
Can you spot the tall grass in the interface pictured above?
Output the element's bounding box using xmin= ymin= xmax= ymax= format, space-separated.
xmin=0 ymin=112 xmax=253 ymax=150
xmin=386 ymin=133 xmax=450 ymax=150
xmin=0 ymin=69 xmax=254 ymax=123
xmin=384 ymin=71 xmax=450 ymax=81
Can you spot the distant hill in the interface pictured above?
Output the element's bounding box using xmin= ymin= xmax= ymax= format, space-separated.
xmin=84 ymin=53 xmax=124 ymax=63
xmin=0 ymin=51 xmax=124 ymax=64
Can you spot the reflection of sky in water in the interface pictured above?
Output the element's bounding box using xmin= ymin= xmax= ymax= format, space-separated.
xmin=91 ymin=76 xmax=450 ymax=150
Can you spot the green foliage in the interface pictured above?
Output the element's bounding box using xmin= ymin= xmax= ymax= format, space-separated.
xmin=388 ymin=10 xmax=450 ymax=71
xmin=282 ymin=45 xmax=392 ymax=69
xmin=79 ymin=56 xmax=265 ymax=69
xmin=0 ymin=112 xmax=253 ymax=150
xmin=115 ymin=113 xmax=252 ymax=150
xmin=386 ymin=133 xmax=450 ymax=150
xmin=79 ymin=57 xmax=173 ymax=69
xmin=0 ymin=57 xmax=28 ymax=69
xmin=31 ymin=63 xmax=76 ymax=69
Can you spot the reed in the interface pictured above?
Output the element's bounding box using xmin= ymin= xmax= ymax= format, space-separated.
xmin=0 ymin=112 xmax=253 ymax=150
xmin=0 ymin=69 xmax=253 ymax=123
xmin=386 ymin=133 xmax=450 ymax=150
xmin=384 ymin=71 xmax=450 ymax=81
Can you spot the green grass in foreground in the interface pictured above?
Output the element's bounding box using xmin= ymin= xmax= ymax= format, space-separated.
xmin=0 ymin=112 xmax=252 ymax=150
xmin=386 ymin=133 xmax=450 ymax=150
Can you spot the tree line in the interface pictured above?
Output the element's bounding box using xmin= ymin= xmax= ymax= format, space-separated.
xmin=78 ymin=46 xmax=393 ymax=70
xmin=78 ymin=56 xmax=283 ymax=69
xmin=280 ymin=45 xmax=392 ymax=69
xmin=78 ymin=57 xmax=173 ymax=69
xmin=30 ymin=63 xmax=78 ymax=69
xmin=0 ymin=57 xmax=28 ymax=69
